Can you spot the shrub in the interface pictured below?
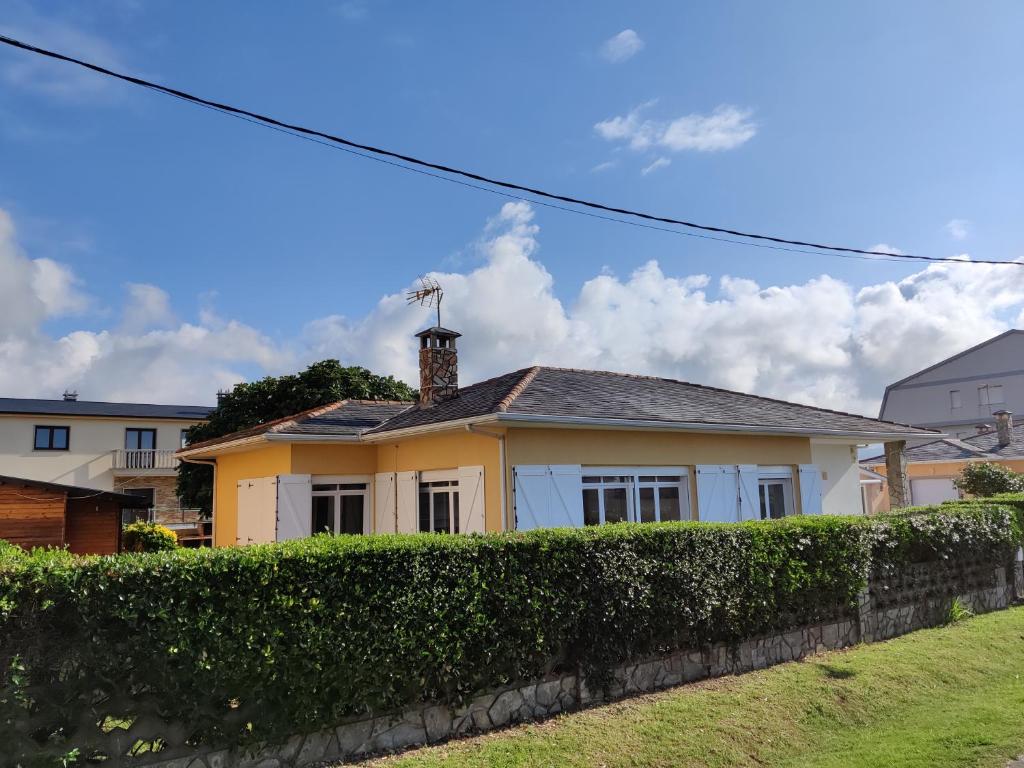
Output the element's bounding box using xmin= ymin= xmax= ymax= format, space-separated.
xmin=955 ymin=461 xmax=1024 ymax=497
xmin=0 ymin=505 xmax=1018 ymax=762
xmin=121 ymin=521 xmax=179 ymax=553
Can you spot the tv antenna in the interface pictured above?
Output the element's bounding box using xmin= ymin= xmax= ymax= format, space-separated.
xmin=406 ymin=276 xmax=444 ymax=327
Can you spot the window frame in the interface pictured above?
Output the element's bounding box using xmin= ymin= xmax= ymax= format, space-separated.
xmin=581 ymin=467 xmax=691 ymax=526
xmin=756 ymin=466 xmax=795 ymax=519
xmin=34 ymin=425 xmax=70 ymax=451
xmin=950 ymin=389 xmax=962 ymax=410
xmin=124 ymin=427 xmax=157 ymax=450
xmin=417 ymin=471 xmax=460 ymax=533
xmin=311 ymin=475 xmax=371 ymax=535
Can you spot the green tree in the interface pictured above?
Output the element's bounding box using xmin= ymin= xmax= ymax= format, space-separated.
xmin=954 ymin=461 xmax=1024 ymax=498
xmin=177 ymin=360 xmax=415 ymax=512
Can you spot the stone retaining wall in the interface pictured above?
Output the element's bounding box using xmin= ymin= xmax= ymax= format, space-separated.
xmin=145 ymin=558 xmax=1024 ymax=768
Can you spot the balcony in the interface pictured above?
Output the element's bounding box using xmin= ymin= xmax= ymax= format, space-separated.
xmin=112 ymin=448 xmax=180 ymax=472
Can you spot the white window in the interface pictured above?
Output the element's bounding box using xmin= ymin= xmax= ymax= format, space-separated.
xmin=418 ymin=477 xmax=460 ymax=533
xmin=756 ymin=466 xmax=796 ymax=520
xmin=950 ymin=389 xmax=962 ymax=409
xmin=580 ymin=468 xmax=690 ymax=526
xmin=979 ymin=384 xmax=1005 ymax=406
xmin=311 ymin=477 xmax=370 ymax=535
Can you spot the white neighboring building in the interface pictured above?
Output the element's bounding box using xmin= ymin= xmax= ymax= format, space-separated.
xmin=0 ymin=394 xmax=212 ymax=525
xmin=879 ymin=330 xmax=1024 ymax=439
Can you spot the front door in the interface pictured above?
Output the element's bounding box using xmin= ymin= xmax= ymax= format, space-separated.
xmin=125 ymin=428 xmax=157 ymax=468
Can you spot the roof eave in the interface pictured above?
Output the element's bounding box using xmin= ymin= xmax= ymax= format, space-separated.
xmin=177 ymin=433 xmax=270 ymax=459
xmin=265 ymin=433 xmax=363 ymax=443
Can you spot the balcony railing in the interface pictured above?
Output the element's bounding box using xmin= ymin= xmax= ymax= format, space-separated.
xmin=112 ymin=448 xmax=180 ymax=471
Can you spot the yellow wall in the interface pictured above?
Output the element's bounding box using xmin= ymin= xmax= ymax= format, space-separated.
xmin=504 ymin=428 xmax=813 ymax=521
xmin=210 ymin=443 xmax=292 ymax=547
xmin=291 ymin=443 xmax=378 ymax=476
xmin=374 ymin=429 xmax=505 ymax=532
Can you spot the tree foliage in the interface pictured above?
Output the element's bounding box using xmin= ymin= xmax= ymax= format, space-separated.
xmin=176 ymin=360 xmax=416 ymax=511
xmin=954 ymin=461 xmax=1024 ymax=498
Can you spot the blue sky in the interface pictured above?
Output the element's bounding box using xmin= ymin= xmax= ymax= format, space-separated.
xmin=1 ymin=1 xmax=1023 ymax=412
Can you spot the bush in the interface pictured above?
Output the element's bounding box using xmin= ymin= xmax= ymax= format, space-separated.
xmin=121 ymin=521 xmax=179 ymax=552
xmin=0 ymin=506 xmax=1018 ymax=762
xmin=955 ymin=462 xmax=1024 ymax=497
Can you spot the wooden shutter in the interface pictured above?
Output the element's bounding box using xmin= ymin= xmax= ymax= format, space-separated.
xmin=236 ymin=476 xmax=277 ymax=545
xmin=696 ymin=465 xmax=738 ymax=522
xmin=513 ymin=465 xmax=550 ymax=530
xmin=374 ymin=472 xmax=396 ymax=533
xmin=798 ymin=465 xmax=823 ymax=515
xmin=548 ymin=465 xmax=584 ymax=528
xmin=276 ymin=474 xmax=312 ymax=541
xmin=396 ymin=470 xmax=419 ymax=533
xmin=737 ymin=465 xmax=760 ymax=521
xmin=458 ymin=465 xmax=486 ymax=533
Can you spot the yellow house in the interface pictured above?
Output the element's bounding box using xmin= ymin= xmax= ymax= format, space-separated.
xmin=178 ymin=326 xmax=936 ymax=547
xmin=861 ymin=410 xmax=1024 ymax=511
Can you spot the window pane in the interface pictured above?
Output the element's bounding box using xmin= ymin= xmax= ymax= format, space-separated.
xmin=638 ymin=487 xmax=656 ymax=523
xmin=659 ymin=487 xmax=681 ymax=522
xmin=340 ymin=495 xmax=364 ymax=535
xmin=34 ymin=427 xmax=49 ymax=449
xmin=453 ymin=491 xmax=460 ymax=534
xmin=657 ymin=475 xmax=682 ymax=483
xmin=312 ymin=484 xmax=338 ymax=491
xmin=339 ymin=483 xmax=367 ymax=491
xmin=432 ymin=491 xmax=451 ymax=533
xmin=582 ymin=476 xmax=602 ymax=484
xmin=583 ymin=489 xmax=600 ymax=526
xmin=759 ymin=484 xmax=770 ymax=520
xmin=768 ymin=483 xmax=787 ymax=519
xmin=604 ymin=488 xmax=628 ymax=523
xmin=52 ymin=428 xmax=68 ymax=450
xmin=140 ymin=430 xmax=155 ymax=449
xmin=312 ymin=496 xmax=335 ymax=534
xmin=418 ymin=491 xmax=431 ymax=532
xmin=638 ymin=476 xmax=658 ymax=483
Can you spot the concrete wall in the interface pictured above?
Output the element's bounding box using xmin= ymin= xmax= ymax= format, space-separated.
xmin=810 ymin=441 xmax=861 ymax=515
xmin=0 ymin=414 xmax=202 ymax=489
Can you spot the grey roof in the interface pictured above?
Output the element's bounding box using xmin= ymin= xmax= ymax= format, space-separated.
xmin=0 ymin=475 xmax=152 ymax=507
xmin=862 ymin=422 xmax=1024 ymax=464
xmin=368 ymin=367 xmax=935 ymax=438
xmin=182 ymin=400 xmax=412 ymax=452
xmin=0 ymin=397 xmax=213 ymax=421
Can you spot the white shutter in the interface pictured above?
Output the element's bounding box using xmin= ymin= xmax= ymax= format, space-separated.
xmin=737 ymin=465 xmax=760 ymax=521
xmin=696 ymin=465 xmax=739 ymax=523
xmin=276 ymin=474 xmax=312 ymax=541
xmin=396 ymin=470 xmax=419 ymax=533
xmin=236 ymin=476 xmax=277 ymax=545
xmin=513 ymin=465 xmax=551 ymax=530
xmin=548 ymin=465 xmax=584 ymax=528
xmin=799 ymin=465 xmax=823 ymax=515
xmin=458 ymin=465 xmax=486 ymax=533
xmin=374 ymin=472 xmax=397 ymax=533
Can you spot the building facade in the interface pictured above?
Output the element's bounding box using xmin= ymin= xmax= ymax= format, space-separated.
xmin=180 ymin=327 xmax=935 ymax=547
xmin=879 ymin=330 xmax=1024 ymax=439
xmin=0 ymin=395 xmax=212 ymax=527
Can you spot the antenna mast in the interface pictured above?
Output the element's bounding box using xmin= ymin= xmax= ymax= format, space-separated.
xmin=405 ymin=276 xmax=444 ymax=327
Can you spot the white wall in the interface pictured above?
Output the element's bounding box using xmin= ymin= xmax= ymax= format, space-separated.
xmin=810 ymin=441 xmax=861 ymax=516
xmin=0 ymin=415 xmax=201 ymax=489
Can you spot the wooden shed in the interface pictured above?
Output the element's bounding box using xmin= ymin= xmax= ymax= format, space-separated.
xmin=0 ymin=475 xmax=151 ymax=555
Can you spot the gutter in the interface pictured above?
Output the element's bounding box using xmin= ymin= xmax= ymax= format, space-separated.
xmin=465 ymin=424 xmax=507 ymax=532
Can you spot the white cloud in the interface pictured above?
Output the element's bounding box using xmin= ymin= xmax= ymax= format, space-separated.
xmin=868 ymin=243 xmax=905 ymax=256
xmin=600 ymin=29 xmax=644 ymax=63
xmin=595 ymin=103 xmax=757 ymax=153
xmin=641 ymin=157 xmax=671 ymax=175
xmin=590 ymin=160 xmax=617 ymax=173
xmin=3 ymin=203 xmax=1023 ymax=417
xmin=0 ymin=5 xmax=126 ymax=102
xmin=334 ymin=0 xmax=368 ymax=21
xmin=946 ymin=218 xmax=970 ymax=240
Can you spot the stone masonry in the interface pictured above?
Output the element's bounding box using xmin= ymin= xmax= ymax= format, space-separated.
xmin=141 ymin=557 xmax=1024 ymax=768
xmin=112 ymin=475 xmax=197 ymax=526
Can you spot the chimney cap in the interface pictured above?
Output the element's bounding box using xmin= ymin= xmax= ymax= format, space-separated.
xmin=994 ymin=409 xmax=1012 ymax=417
xmin=414 ymin=326 xmax=462 ymax=339
xmin=62 ymin=390 xmax=79 ymax=402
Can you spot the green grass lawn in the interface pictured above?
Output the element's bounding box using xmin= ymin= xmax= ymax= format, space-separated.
xmin=361 ymin=607 xmax=1024 ymax=768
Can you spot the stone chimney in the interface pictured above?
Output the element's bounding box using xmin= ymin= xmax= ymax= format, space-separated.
xmin=62 ymin=390 xmax=78 ymax=402
xmin=416 ymin=326 xmax=460 ymax=407
xmin=994 ymin=410 xmax=1013 ymax=447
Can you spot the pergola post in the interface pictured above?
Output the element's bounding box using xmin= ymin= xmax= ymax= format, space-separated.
xmin=884 ymin=440 xmax=910 ymax=510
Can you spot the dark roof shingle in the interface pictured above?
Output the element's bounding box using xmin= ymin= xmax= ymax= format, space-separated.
xmin=0 ymin=398 xmax=212 ymax=420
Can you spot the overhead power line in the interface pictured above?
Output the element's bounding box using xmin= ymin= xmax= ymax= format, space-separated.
xmin=1 ymin=33 xmax=1016 ymax=268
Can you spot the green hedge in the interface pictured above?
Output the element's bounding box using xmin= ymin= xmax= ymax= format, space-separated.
xmin=0 ymin=505 xmax=1019 ymax=763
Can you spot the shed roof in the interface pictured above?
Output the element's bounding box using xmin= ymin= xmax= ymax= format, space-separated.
xmin=0 ymin=475 xmax=152 ymax=506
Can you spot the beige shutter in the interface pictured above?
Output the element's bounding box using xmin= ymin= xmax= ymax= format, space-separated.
xmin=457 ymin=465 xmax=485 ymax=533
xmin=396 ymin=470 xmax=419 ymax=533
xmin=374 ymin=472 xmax=397 ymax=533
xmin=236 ymin=476 xmax=277 ymax=545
